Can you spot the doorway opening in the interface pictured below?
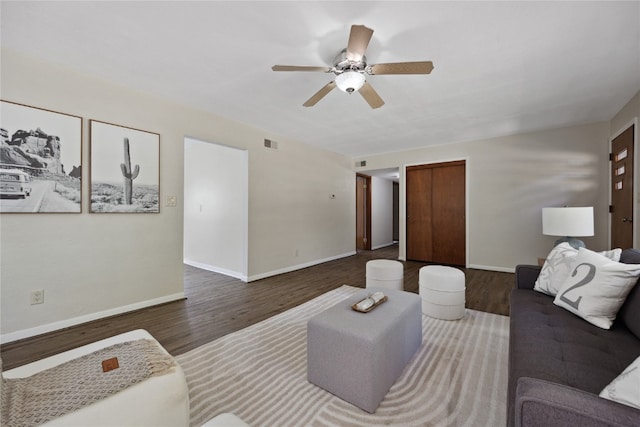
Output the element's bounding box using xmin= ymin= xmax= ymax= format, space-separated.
xmin=356 ymin=168 xmax=400 ymax=251
xmin=183 ymin=137 xmax=248 ymax=281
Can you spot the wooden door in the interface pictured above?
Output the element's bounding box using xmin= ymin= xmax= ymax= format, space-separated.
xmin=406 ymin=161 xmax=466 ymax=265
xmin=356 ymin=174 xmax=371 ymax=251
xmin=611 ymin=125 xmax=634 ymax=249
xmin=406 ymin=167 xmax=433 ymax=260
xmin=393 ymin=182 xmax=399 ymax=241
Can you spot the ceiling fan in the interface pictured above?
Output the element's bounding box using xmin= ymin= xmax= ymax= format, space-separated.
xmin=272 ymin=24 xmax=434 ymax=109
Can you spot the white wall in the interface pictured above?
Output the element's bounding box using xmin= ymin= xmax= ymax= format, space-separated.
xmin=183 ymin=138 xmax=247 ymax=280
xmin=246 ymin=136 xmax=356 ymax=281
xmin=611 ymin=91 xmax=639 ymax=137
xmin=357 ymin=122 xmax=612 ymax=271
xmin=0 ymin=49 xmax=355 ymax=341
xmin=370 ymin=176 xmax=394 ymax=249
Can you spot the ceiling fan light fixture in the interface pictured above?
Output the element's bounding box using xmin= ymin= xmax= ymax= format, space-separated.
xmin=272 ymin=25 xmax=433 ymax=107
xmin=335 ymin=71 xmax=365 ymax=93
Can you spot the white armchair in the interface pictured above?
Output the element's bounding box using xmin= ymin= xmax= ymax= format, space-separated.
xmin=2 ymin=329 xmax=189 ymax=426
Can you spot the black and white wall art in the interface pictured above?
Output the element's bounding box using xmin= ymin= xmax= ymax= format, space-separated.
xmin=90 ymin=120 xmax=160 ymax=213
xmin=0 ymin=100 xmax=83 ymax=213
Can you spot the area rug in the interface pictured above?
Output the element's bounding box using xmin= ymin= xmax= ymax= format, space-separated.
xmin=176 ymin=285 xmax=509 ymax=427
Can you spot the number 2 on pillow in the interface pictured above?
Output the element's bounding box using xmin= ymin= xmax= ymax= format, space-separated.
xmin=558 ymin=263 xmax=596 ymax=310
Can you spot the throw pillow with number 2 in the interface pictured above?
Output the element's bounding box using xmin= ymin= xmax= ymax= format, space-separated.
xmin=534 ymin=243 xmax=621 ymax=296
xmin=554 ymin=248 xmax=640 ymax=329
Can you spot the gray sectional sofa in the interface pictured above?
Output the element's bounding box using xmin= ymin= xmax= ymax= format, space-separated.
xmin=508 ymin=248 xmax=640 ymax=427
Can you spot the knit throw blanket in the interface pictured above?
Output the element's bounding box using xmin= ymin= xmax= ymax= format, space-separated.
xmin=1 ymin=339 xmax=175 ymax=427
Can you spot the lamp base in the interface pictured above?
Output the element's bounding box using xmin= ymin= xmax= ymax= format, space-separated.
xmin=553 ymin=237 xmax=585 ymax=249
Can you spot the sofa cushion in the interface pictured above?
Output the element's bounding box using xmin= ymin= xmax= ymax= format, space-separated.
xmin=510 ymin=290 xmax=640 ymax=391
xmin=552 ymin=248 xmax=640 ymax=329
xmin=508 ymin=289 xmax=640 ymax=424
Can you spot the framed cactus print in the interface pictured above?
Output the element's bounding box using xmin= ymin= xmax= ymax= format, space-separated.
xmin=89 ymin=120 xmax=159 ymax=213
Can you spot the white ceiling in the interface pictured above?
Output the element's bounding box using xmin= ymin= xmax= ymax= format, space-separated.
xmin=1 ymin=1 xmax=639 ymax=158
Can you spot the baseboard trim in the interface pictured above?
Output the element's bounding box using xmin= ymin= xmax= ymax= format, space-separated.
xmin=372 ymin=242 xmax=396 ymax=250
xmin=0 ymin=292 xmax=186 ymax=344
xmin=184 ymin=259 xmax=247 ymax=282
xmin=468 ymin=264 xmax=515 ymax=273
xmin=248 ymin=251 xmax=357 ymax=282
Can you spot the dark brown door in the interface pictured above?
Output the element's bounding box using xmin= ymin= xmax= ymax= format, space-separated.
xmin=393 ymin=182 xmax=399 ymax=241
xmin=611 ymin=125 xmax=634 ymax=249
xmin=356 ymin=174 xmax=371 ymax=251
xmin=406 ymin=161 xmax=466 ymax=265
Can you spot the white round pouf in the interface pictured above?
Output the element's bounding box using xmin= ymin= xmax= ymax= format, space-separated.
xmin=419 ymin=265 xmax=466 ymax=320
xmin=366 ymin=259 xmax=404 ymax=290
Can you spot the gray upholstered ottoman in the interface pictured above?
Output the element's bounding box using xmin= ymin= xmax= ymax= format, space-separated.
xmin=307 ymin=288 xmax=422 ymax=413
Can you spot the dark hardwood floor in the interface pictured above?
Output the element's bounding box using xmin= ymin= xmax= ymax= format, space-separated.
xmin=0 ymin=245 xmax=514 ymax=371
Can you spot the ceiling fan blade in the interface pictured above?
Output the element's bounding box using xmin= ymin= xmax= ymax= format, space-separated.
xmin=272 ymin=65 xmax=331 ymax=72
xmin=303 ymin=81 xmax=336 ymax=107
xmin=359 ymin=81 xmax=384 ymax=109
xmin=346 ymin=25 xmax=374 ymax=62
xmin=368 ymin=61 xmax=434 ymax=75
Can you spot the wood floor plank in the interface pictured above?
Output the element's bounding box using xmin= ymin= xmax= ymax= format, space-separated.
xmin=0 ymin=245 xmax=513 ymax=370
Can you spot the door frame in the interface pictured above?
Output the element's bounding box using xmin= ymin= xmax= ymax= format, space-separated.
xmin=609 ymin=118 xmax=638 ymax=248
xmin=399 ymin=157 xmax=470 ymax=267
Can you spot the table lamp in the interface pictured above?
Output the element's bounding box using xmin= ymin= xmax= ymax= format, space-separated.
xmin=542 ymin=207 xmax=594 ymax=249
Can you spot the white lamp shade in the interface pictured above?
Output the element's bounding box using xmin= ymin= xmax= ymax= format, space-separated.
xmin=542 ymin=207 xmax=594 ymax=237
xmin=335 ymin=71 xmax=366 ymax=93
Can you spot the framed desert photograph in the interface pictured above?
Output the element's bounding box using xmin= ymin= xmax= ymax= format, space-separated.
xmin=90 ymin=120 xmax=160 ymax=213
xmin=0 ymin=100 xmax=83 ymax=213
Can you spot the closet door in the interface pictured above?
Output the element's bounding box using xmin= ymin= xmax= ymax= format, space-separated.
xmin=406 ymin=161 xmax=465 ymax=265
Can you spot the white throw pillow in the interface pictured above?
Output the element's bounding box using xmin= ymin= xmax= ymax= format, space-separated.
xmin=534 ymin=243 xmax=622 ymax=296
xmin=553 ymin=248 xmax=640 ymax=329
xmin=600 ymin=356 xmax=640 ymax=409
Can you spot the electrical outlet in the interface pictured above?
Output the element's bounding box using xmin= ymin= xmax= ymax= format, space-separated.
xmin=30 ymin=289 xmax=44 ymax=305
xmin=165 ymin=196 xmax=177 ymax=207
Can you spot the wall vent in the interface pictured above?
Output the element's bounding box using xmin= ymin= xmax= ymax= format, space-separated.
xmin=264 ymin=139 xmax=278 ymax=149
xmin=356 ymin=160 xmax=367 ymax=167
